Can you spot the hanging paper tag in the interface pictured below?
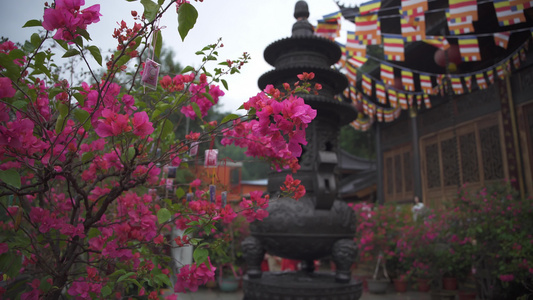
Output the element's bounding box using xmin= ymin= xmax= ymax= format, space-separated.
xmin=141 ymin=58 xmax=160 ymax=89
xmin=189 ymin=142 xmax=199 ymax=156
xmin=204 ymin=149 xmax=218 ymax=167
xmin=186 ymin=193 xmax=194 ymax=202
xmin=221 ymin=191 xmax=227 ymax=207
xmin=166 ymin=178 xmax=173 ymax=190
xmin=209 ymin=185 xmax=216 ymax=203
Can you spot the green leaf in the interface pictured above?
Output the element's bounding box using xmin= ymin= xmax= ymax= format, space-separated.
xmin=0 ymin=253 xmax=22 ymax=278
xmin=175 ymin=187 xmax=185 ymax=199
xmin=57 ymin=103 xmax=69 ymax=118
xmin=152 ymin=109 xmax=163 ymax=120
xmin=221 ymin=113 xmax=240 ymax=124
xmin=177 ymin=3 xmax=198 ymax=41
xmin=117 ymin=272 xmax=136 ymax=282
xmin=62 ymin=48 xmax=80 ymax=58
xmin=221 ymin=79 xmax=228 ymax=90
xmin=115 ymin=55 xmax=131 ymax=67
xmin=73 ymin=93 xmax=85 ymax=106
xmin=55 ymin=115 xmax=66 ymax=134
xmin=160 ymin=120 xmax=174 ymax=139
xmin=87 ymin=228 xmax=100 ymax=239
xmin=193 ymin=248 xmax=208 ymax=264
xmin=202 ymin=92 xmax=214 ymax=104
xmin=157 ymin=208 xmax=171 ymax=224
xmin=155 ymin=273 xmax=172 ymax=286
xmin=141 ymin=0 xmax=160 ymax=22
xmin=23 ymin=19 xmax=42 ymax=28
xmin=191 ymin=102 xmax=202 ymax=120
xmin=0 ymin=169 xmax=21 ymax=188
xmin=11 ymin=100 xmax=27 ymax=110
xmin=158 ymin=0 xmax=165 ymax=5
xmin=74 ymin=109 xmax=91 ymax=130
xmin=56 ymin=39 xmax=69 ymax=51
xmin=30 ymin=33 xmax=42 ymax=48
xmin=124 ymin=147 xmax=135 ymax=161
xmin=0 ymin=53 xmax=21 ymax=81
xmin=154 ymin=30 xmax=163 ymax=59
xmin=87 ymin=46 xmax=102 ymax=66
xmin=81 ymin=152 xmax=95 ymax=163
xmin=101 ymin=286 xmax=112 ymax=298
xmin=180 ymin=65 xmax=194 ymax=74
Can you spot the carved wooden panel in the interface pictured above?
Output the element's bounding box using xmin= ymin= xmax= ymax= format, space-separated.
xmin=480 ymin=125 xmax=504 ymax=180
xmin=441 ymin=137 xmax=460 ymax=187
xmin=425 ymin=143 xmax=441 ymax=189
xmin=383 ymin=144 xmax=413 ymax=202
xmin=459 ymin=132 xmax=480 ymax=183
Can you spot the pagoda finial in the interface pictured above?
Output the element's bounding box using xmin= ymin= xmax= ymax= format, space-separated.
xmin=292 ymin=1 xmax=313 ymax=36
xmin=294 ymin=1 xmax=310 ymax=20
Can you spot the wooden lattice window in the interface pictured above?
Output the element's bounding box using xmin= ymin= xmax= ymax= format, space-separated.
xmin=383 ymin=144 xmax=413 ymax=202
xmin=459 ymin=132 xmax=480 ymax=183
xmin=425 ymin=143 xmax=441 ymax=189
xmin=480 ymin=125 xmax=504 ymax=180
xmin=420 ymin=114 xmax=506 ymax=203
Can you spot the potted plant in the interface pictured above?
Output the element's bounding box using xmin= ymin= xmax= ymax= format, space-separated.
xmin=451 ymin=181 xmax=533 ymax=300
xmin=352 ymin=203 xmax=413 ymax=293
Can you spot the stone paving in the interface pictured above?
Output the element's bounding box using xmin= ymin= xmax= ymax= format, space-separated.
xmin=172 ymin=286 xmax=435 ymax=300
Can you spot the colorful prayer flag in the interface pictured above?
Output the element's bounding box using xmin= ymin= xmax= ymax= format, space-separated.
xmin=377 ymin=107 xmax=384 ymax=122
xmin=401 ymin=70 xmax=415 ymax=91
xmin=400 ymin=11 xmax=426 ymax=41
xmin=336 ymin=42 xmax=347 ymax=67
xmin=458 ymin=36 xmax=481 ymax=61
xmin=446 ymin=10 xmax=475 ymax=35
xmin=487 ymin=69 xmax=495 ymax=83
xmin=346 ymin=62 xmax=358 ymax=84
xmin=348 ymin=56 xmax=368 ymax=68
xmin=383 ymin=34 xmax=405 ymax=61
xmin=315 ymin=20 xmax=340 ymax=40
xmin=359 ymin=0 xmax=381 ymax=15
xmin=388 ymin=89 xmax=398 ymax=108
xmin=381 ymin=64 xmax=395 ymax=86
xmin=424 ymin=94 xmax=432 ymax=109
xmin=362 ymin=74 xmax=373 ymax=96
xmin=347 ymin=31 xmax=367 ymax=57
xmin=464 ymin=75 xmax=472 ymax=92
xmin=423 ymin=36 xmax=450 ymax=50
xmin=494 ymin=32 xmax=511 ymax=48
xmin=402 ymin=0 xmax=428 ymax=13
xmin=510 ymin=0 xmax=533 ymax=10
xmin=448 ymin=0 xmax=478 ymax=21
xmin=355 ymin=13 xmax=381 ymax=45
xmin=416 ymin=94 xmax=422 ymax=107
xmin=475 ymin=72 xmax=488 ymax=89
xmin=398 ymin=92 xmax=408 ymax=110
xmin=323 ymin=11 xmax=342 ymax=21
xmin=376 ymin=82 xmax=387 ymax=104
xmin=513 ymin=53 xmax=520 ymax=69
xmin=493 ymin=0 xmax=526 ymax=26
xmin=420 ymin=74 xmax=433 ymax=94
xmin=451 ymin=76 xmax=464 ymax=94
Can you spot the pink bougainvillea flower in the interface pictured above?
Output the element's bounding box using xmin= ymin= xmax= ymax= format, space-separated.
xmin=0 ymin=77 xmax=16 ymax=98
xmin=131 ymin=111 xmax=154 ymax=137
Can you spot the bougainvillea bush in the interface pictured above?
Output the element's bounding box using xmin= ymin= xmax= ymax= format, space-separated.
xmin=0 ymin=1 xmax=316 ymax=299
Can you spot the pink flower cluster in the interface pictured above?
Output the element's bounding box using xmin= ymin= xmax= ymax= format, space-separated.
xmin=221 ymin=81 xmax=316 ymax=172
xmin=42 ymin=0 xmax=102 ymax=41
xmin=280 ymin=174 xmax=306 ymax=200
xmin=239 ymin=190 xmax=269 ymax=222
xmin=174 ymin=260 xmax=216 ymax=293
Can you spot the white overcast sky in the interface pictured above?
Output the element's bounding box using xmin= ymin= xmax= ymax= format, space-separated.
xmin=0 ymin=0 xmax=359 ymax=113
